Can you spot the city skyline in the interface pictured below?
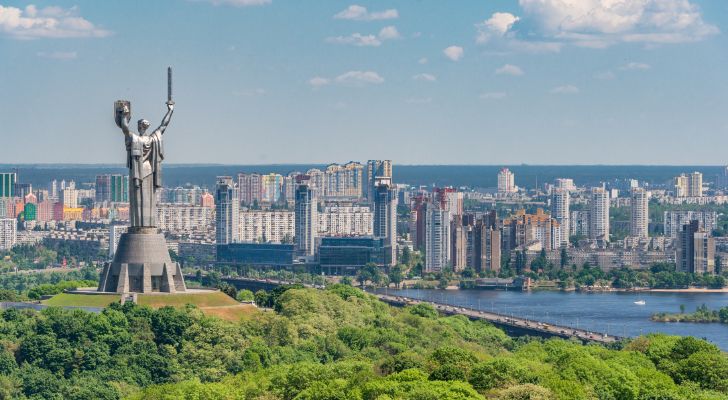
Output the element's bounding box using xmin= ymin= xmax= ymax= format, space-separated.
xmin=1 ymin=0 xmax=727 ymax=165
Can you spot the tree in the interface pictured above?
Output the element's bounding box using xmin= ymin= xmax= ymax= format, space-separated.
xmin=715 ymin=255 xmax=722 ymax=275
xmin=356 ymin=263 xmax=382 ymax=288
xmin=560 ymin=247 xmax=569 ymax=269
xmin=401 ymin=246 xmax=412 ymax=266
xmin=236 ymin=289 xmax=254 ymax=302
xmin=388 ymin=265 xmax=404 ymax=288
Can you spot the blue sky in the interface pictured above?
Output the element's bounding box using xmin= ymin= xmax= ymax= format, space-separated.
xmin=0 ymin=0 xmax=727 ymax=165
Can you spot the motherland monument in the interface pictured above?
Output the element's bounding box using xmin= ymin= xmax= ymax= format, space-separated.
xmin=98 ymin=68 xmax=187 ymax=293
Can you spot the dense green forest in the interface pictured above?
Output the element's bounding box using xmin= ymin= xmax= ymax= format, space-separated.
xmin=0 ymin=284 xmax=725 ymax=399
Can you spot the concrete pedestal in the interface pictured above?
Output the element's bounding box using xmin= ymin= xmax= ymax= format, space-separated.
xmin=98 ymin=228 xmax=186 ymax=293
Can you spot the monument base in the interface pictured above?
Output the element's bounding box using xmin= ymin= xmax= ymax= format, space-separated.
xmin=98 ymin=230 xmax=186 ymax=293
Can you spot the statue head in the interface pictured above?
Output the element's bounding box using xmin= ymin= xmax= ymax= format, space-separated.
xmin=137 ymin=119 xmax=151 ymax=135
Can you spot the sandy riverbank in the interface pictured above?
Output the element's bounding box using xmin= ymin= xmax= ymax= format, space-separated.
xmin=646 ymin=287 xmax=728 ymax=293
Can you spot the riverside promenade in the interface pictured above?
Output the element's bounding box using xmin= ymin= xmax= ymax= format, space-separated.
xmin=373 ymin=293 xmax=623 ymax=345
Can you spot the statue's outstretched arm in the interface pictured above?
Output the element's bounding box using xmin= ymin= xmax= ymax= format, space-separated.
xmin=118 ymin=106 xmax=131 ymax=137
xmin=156 ymin=103 xmax=174 ymax=135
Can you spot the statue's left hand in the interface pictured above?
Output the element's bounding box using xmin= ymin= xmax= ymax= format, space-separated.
xmin=167 ymin=102 xmax=174 ymax=111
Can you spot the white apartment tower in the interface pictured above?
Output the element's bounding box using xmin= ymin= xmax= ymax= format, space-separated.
xmin=630 ymin=188 xmax=649 ymax=239
xmin=424 ymin=202 xmax=449 ymax=273
xmin=689 ymin=172 xmax=703 ymax=197
xmin=589 ymin=187 xmax=610 ymax=241
xmin=0 ymin=218 xmax=16 ymax=251
xmin=366 ymin=160 xmax=393 ymax=201
xmin=551 ymin=188 xmax=570 ymax=246
xmin=497 ymin=168 xmax=516 ymax=194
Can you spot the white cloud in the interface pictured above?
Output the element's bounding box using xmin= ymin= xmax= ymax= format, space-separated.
xmin=518 ymin=0 xmax=719 ymax=46
xmin=335 ymin=70 xmax=384 ymax=85
xmin=199 ymin=0 xmax=271 ymax=6
xmin=443 ymin=46 xmax=464 ymax=61
xmin=476 ymin=1 xmax=717 ymax=51
xmin=418 ymin=57 xmax=428 ymax=64
xmin=326 ymin=33 xmax=381 ymax=47
xmin=36 ymin=51 xmax=77 ymax=60
xmin=326 ymin=25 xmax=400 ymax=47
xmin=310 ymin=71 xmax=385 ymax=88
xmin=480 ymin=92 xmax=507 ymax=99
xmin=551 ymin=85 xmax=580 ymax=94
xmin=476 ymin=12 xmax=520 ymax=43
xmin=334 ymin=5 xmax=398 ymax=21
xmin=495 ymin=64 xmax=524 ymax=76
xmin=308 ymin=77 xmax=330 ymax=87
xmin=412 ymin=73 xmax=436 ymax=82
xmin=0 ymin=5 xmax=110 ymax=39
xmin=620 ymin=62 xmax=651 ymax=71
xmin=378 ymin=26 xmax=400 ymax=40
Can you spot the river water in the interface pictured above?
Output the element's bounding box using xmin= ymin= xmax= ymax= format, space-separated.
xmin=374 ymin=288 xmax=728 ymax=350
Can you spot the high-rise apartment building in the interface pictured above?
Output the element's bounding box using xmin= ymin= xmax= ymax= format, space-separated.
xmin=589 ymin=187 xmax=610 ymax=241
xmin=554 ymin=178 xmax=576 ymax=191
xmin=49 ymin=180 xmax=58 ymax=201
xmin=238 ymin=173 xmax=263 ymax=205
xmin=261 ymin=173 xmax=284 ymax=203
xmin=677 ymin=220 xmax=715 ymax=274
xmin=473 ymin=211 xmax=501 ymax=274
xmin=502 ymin=209 xmax=561 ymax=251
xmin=157 ymin=204 xmax=214 ymax=235
xmin=0 ymin=173 xmax=16 ymax=198
xmin=319 ymin=205 xmax=373 ymax=236
xmin=674 ymin=174 xmax=689 ymax=197
xmin=294 ymin=182 xmax=317 ymax=257
xmin=215 ymin=176 xmax=239 ymax=245
xmin=497 ymin=168 xmax=516 ymax=194
xmin=373 ymin=177 xmax=398 ymax=266
xmin=424 ymin=201 xmax=449 ymax=273
xmin=200 ymin=192 xmax=214 ymax=208
xmin=365 ymin=160 xmax=393 ymax=201
xmin=239 ymin=210 xmax=295 ymax=243
xmin=96 ymin=175 xmax=111 ymax=203
xmin=551 ymin=188 xmax=570 ymax=246
xmin=674 ymin=173 xmax=703 ymax=197
xmin=108 ymin=224 xmax=128 ymax=259
xmin=630 ymin=188 xmax=649 ymax=238
xmin=664 ymin=210 xmax=717 ymax=238
xmin=110 ymin=175 xmax=129 ymax=203
xmin=450 ymin=215 xmax=468 ymax=271
xmin=689 ymin=172 xmax=703 ymax=197
xmin=324 ymin=162 xmax=364 ymax=198
xmin=0 ymin=218 xmax=16 ymax=250
xmin=62 ymin=188 xmax=78 ymax=209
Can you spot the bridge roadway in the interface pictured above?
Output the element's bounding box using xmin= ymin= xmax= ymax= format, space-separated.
xmin=373 ymin=293 xmax=623 ymax=345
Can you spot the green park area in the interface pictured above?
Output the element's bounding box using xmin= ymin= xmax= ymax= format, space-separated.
xmin=136 ymin=291 xmax=238 ymax=308
xmin=42 ymin=293 xmax=120 ymax=307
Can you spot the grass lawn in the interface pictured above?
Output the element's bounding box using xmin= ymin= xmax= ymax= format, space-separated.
xmin=42 ymin=293 xmax=120 ymax=307
xmin=200 ymin=304 xmax=259 ymax=322
xmin=137 ymin=291 xmax=238 ymax=308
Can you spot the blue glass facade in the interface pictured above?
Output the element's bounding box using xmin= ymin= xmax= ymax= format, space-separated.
xmin=217 ymin=243 xmax=294 ymax=267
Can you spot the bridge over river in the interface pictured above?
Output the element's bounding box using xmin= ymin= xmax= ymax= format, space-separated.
xmin=373 ymin=293 xmax=622 ymax=345
xmin=190 ymin=275 xmax=621 ymax=344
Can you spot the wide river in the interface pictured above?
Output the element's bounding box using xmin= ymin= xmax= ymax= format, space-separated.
xmin=374 ymin=288 xmax=728 ymax=350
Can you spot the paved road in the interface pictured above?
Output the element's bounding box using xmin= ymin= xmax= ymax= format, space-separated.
xmin=374 ymin=293 xmax=622 ymax=344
